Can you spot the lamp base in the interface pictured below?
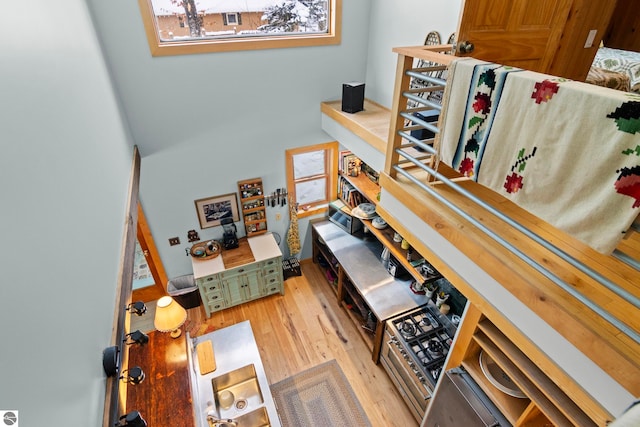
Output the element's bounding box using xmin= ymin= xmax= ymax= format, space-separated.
xmin=170 ymin=328 xmax=182 ymax=339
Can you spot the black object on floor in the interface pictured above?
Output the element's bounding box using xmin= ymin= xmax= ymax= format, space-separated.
xmin=282 ymin=257 xmax=302 ymax=280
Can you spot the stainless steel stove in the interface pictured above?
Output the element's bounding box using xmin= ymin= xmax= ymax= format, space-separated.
xmin=380 ymin=303 xmax=457 ymax=422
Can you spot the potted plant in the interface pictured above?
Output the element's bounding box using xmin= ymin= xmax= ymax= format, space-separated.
xmin=424 ymin=282 xmax=437 ymax=299
xmin=436 ymin=291 xmax=449 ymax=308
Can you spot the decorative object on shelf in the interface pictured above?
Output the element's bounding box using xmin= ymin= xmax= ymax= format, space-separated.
xmin=371 ymin=216 xmax=388 ymax=229
xmin=409 ymin=280 xmax=426 ymax=295
xmin=124 ymin=330 xmax=149 ymax=346
xmin=436 ymin=291 xmax=449 ymax=308
xmin=238 ymin=178 xmax=268 ymax=236
xmin=194 ymin=193 xmax=240 ymax=230
xmin=190 ymin=240 xmax=221 ymax=259
xmin=154 ymin=296 xmax=187 ymax=339
xmin=401 ymin=238 xmax=410 ymax=250
xmin=187 ymin=229 xmax=200 ymax=242
xmin=351 ymin=202 xmax=376 ymax=219
xmin=479 ymin=350 xmax=527 ymax=398
xmin=439 ymin=303 xmax=450 ymax=315
xmin=120 ymin=366 xmax=145 ymax=385
xmin=361 ymin=162 xmax=380 ymax=184
xmin=126 ymin=301 xmax=147 ymax=317
xmin=393 ymin=232 xmax=402 ymax=242
xmin=424 ymin=282 xmax=438 ymax=299
xmin=116 ymin=411 xmax=148 ymax=427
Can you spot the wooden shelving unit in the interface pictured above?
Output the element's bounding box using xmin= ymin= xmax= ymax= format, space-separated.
xmin=237 ymin=177 xmax=267 ymax=237
xmin=450 ymin=312 xmax=598 ymax=427
xmin=340 ymin=276 xmax=376 ymax=352
xmin=312 ymin=236 xmax=339 ymax=295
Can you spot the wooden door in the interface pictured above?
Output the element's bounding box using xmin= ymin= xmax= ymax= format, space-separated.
xmin=455 ymin=0 xmax=573 ymax=73
xmin=132 ymin=203 xmax=168 ymax=302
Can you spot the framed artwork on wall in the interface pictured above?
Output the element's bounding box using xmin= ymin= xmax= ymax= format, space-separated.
xmin=194 ymin=193 xmax=240 ymax=229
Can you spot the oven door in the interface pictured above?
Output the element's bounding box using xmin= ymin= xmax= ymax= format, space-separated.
xmin=423 ymin=367 xmax=511 ymax=427
xmin=380 ymin=328 xmax=432 ymax=422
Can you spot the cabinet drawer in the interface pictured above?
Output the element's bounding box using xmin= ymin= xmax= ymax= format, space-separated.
xmin=263 ymin=281 xmax=282 ymax=296
xmin=261 ymin=257 xmax=281 ymax=269
xmin=204 ymin=290 xmax=225 ymax=303
xmin=202 ymin=282 xmax=223 ymax=294
xmin=262 ymin=264 xmax=281 ymax=276
xmin=220 ymin=263 xmax=259 ymax=279
xmin=196 ymin=274 xmax=220 ymax=286
xmin=207 ymin=300 xmax=226 ymax=313
xmin=262 ymin=272 xmax=281 ymax=287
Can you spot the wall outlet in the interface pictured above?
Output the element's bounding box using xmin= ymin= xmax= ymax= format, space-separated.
xmin=169 ymin=237 xmax=180 ymax=246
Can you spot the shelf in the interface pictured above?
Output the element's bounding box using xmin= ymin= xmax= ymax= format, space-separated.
xmin=340 ymin=300 xmax=375 ymax=352
xmin=361 ymin=219 xmax=442 ymax=286
xmin=339 ymin=172 xmax=380 ymax=205
xmin=321 ymin=99 xmax=390 ymax=155
xmin=469 ymin=319 xmax=597 ymax=427
xmin=238 ymin=177 xmax=267 ymax=237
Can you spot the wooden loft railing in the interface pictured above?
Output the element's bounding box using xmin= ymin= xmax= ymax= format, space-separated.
xmin=379 ymin=45 xmax=640 ymax=414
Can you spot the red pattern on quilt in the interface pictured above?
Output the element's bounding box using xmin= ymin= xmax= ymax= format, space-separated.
xmin=531 ymin=80 xmax=560 ymax=104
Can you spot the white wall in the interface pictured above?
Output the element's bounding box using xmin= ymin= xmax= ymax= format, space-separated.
xmin=88 ymin=0 xmax=374 ymax=276
xmin=364 ymin=0 xmax=462 ymax=108
xmin=85 ymin=0 xmax=462 ymax=279
xmin=0 ymin=1 xmax=135 ymax=425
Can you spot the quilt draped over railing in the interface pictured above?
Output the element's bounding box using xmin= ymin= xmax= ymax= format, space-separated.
xmin=439 ymin=58 xmax=640 ymax=254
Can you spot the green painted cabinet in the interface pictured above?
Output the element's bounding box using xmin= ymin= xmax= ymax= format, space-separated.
xmin=193 ymin=234 xmax=284 ymax=318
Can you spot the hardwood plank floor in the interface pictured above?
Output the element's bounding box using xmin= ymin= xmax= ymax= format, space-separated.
xmin=184 ymin=260 xmax=418 ymax=427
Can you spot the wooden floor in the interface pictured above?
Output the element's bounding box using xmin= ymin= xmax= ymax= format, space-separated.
xmin=183 ymin=260 xmax=418 ymax=427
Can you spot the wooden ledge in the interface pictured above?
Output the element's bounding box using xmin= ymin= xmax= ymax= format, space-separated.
xmin=321 ymin=99 xmax=390 ymax=154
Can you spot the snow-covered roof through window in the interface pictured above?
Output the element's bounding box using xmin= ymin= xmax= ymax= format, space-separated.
xmin=151 ymin=0 xmax=285 ymax=16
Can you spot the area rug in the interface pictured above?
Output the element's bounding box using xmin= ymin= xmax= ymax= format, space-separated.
xmin=270 ymin=360 xmax=372 ymax=427
xmin=183 ymin=318 xmax=215 ymax=337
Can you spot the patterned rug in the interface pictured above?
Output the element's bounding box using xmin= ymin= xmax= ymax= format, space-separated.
xmin=270 ymin=360 xmax=371 ymax=427
xmin=184 ymin=318 xmax=215 ymax=337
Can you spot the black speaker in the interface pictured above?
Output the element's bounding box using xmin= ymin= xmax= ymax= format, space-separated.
xmin=342 ymin=82 xmax=365 ymax=113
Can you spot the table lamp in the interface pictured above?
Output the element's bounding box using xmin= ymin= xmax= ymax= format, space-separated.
xmin=154 ymin=296 xmax=187 ymax=338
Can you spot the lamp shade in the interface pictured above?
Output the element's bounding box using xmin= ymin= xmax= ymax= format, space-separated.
xmin=154 ymin=296 xmax=187 ymax=338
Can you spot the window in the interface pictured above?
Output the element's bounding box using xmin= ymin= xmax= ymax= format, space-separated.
xmin=224 ymin=13 xmax=239 ymax=26
xmin=286 ymin=141 xmax=338 ymax=218
xmin=137 ymin=0 xmax=341 ymax=56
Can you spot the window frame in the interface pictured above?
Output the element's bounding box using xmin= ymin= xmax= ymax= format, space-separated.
xmin=286 ymin=141 xmax=338 ymax=218
xmin=137 ymin=0 xmax=342 ymax=57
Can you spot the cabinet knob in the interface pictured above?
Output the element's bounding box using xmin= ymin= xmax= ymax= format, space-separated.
xmin=238 ymin=268 xmax=245 ymax=273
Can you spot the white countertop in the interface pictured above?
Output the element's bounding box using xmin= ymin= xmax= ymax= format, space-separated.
xmin=247 ymin=233 xmax=282 ymax=262
xmin=192 ymin=233 xmax=282 ymax=279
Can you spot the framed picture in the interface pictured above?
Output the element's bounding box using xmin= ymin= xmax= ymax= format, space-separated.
xmin=194 ymin=193 xmax=240 ymax=229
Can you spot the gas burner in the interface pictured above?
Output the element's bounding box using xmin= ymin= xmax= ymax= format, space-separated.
xmin=427 ymin=339 xmax=444 ymax=358
xmin=399 ymin=320 xmax=417 ymax=338
xmin=419 ymin=312 xmax=439 ymax=329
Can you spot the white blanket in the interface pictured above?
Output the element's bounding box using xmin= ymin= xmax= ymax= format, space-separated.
xmin=440 ymin=58 xmax=640 ymax=254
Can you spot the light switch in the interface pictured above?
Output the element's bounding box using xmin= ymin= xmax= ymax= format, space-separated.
xmin=584 ymin=29 xmax=597 ymax=48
